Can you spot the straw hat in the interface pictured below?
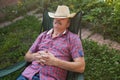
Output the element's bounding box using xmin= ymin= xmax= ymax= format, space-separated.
xmin=48 ymin=5 xmax=76 ymax=18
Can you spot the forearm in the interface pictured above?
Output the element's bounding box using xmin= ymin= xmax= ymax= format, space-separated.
xmin=36 ymin=51 xmax=85 ymax=73
xmin=54 ymin=58 xmax=85 ymax=73
xmin=25 ymin=51 xmax=47 ymax=63
xmin=24 ymin=51 xmax=35 ymax=62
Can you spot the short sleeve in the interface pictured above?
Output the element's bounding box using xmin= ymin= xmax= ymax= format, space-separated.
xmin=70 ymin=35 xmax=84 ymax=59
xmin=29 ymin=31 xmax=46 ymax=53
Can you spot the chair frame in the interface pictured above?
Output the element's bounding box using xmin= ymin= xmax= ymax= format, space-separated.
xmin=0 ymin=9 xmax=83 ymax=80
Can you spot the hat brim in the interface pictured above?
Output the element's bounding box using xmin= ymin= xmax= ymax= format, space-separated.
xmin=48 ymin=12 xmax=76 ymax=18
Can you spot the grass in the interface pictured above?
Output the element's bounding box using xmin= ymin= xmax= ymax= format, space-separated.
xmin=0 ymin=15 xmax=41 ymax=69
xmin=0 ymin=15 xmax=120 ymax=80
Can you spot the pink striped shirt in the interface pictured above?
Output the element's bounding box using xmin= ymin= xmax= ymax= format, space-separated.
xmin=22 ymin=29 xmax=84 ymax=80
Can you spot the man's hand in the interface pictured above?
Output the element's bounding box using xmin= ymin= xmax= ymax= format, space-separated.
xmin=42 ymin=51 xmax=57 ymax=66
xmin=25 ymin=50 xmax=57 ymax=66
xmin=33 ymin=51 xmax=46 ymax=65
xmin=35 ymin=51 xmax=57 ymax=66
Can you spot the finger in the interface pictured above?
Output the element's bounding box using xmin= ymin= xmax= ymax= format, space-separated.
xmin=36 ymin=58 xmax=46 ymax=63
xmin=35 ymin=55 xmax=43 ymax=60
xmin=38 ymin=51 xmax=45 ymax=55
xmin=40 ymin=62 xmax=45 ymax=66
xmin=36 ymin=61 xmax=45 ymax=66
xmin=40 ymin=59 xmax=46 ymax=63
xmin=40 ymin=54 xmax=48 ymax=58
xmin=47 ymin=51 xmax=54 ymax=56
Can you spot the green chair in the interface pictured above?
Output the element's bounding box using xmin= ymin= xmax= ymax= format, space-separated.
xmin=0 ymin=10 xmax=84 ymax=80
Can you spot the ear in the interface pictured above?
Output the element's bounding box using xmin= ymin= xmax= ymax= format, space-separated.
xmin=67 ymin=23 xmax=70 ymax=28
xmin=67 ymin=19 xmax=70 ymax=28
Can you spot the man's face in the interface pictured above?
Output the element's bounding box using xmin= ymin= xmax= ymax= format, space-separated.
xmin=53 ymin=18 xmax=70 ymax=30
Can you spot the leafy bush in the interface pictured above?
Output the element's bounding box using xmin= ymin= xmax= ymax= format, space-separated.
xmin=48 ymin=0 xmax=120 ymax=43
xmin=1 ymin=0 xmax=120 ymax=42
xmin=0 ymin=39 xmax=120 ymax=80
xmin=83 ymin=39 xmax=120 ymax=80
xmin=80 ymin=0 xmax=120 ymax=43
xmin=0 ymin=0 xmax=41 ymax=22
xmin=0 ymin=16 xmax=41 ymax=69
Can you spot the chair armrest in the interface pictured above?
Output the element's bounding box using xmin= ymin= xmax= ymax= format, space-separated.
xmin=66 ymin=71 xmax=84 ymax=80
xmin=0 ymin=60 xmax=26 ymax=77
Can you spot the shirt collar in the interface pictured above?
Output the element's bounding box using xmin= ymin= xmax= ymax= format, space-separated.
xmin=47 ymin=28 xmax=67 ymax=35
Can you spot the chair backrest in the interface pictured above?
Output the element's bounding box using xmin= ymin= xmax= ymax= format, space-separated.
xmin=41 ymin=10 xmax=82 ymax=39
xmin=69 ymin=11 xmax=82 ymax=38
xmin=40 ymin=10 xmax=53 ymax=33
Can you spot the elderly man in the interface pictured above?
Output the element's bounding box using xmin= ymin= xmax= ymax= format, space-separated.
xmin=17 ymin=5 xmax=85 ymax=80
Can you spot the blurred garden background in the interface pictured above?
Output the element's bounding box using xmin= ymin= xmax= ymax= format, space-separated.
xmin=0 ymin=0 xmax=120 ymax=80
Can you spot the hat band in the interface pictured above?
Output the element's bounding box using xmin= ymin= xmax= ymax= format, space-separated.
xmin=54 ymin=14 xmax=69 ymax=17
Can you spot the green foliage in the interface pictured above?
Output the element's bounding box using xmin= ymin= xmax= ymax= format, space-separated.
xmin=83 ymin=39 xmax=120 ymax=80
xmin=81 ymin=0 xmax=120 ymax=43
xmin=58 ymin=0 xmax=120 ymax=43
xmin=0 ymin=1 xmax=120 ymax=79
xmin=0 ymin=0 xmax=41 ymax=22
xmin=47 ymin=0 xmax=120 ymax=43
xmin=1 ymin=39 xmax=120 ymax=79
xmin=0 ymin=16 xmax=41 ymax=69
xmin=1 ymin=0 xmax=120 ymax=43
